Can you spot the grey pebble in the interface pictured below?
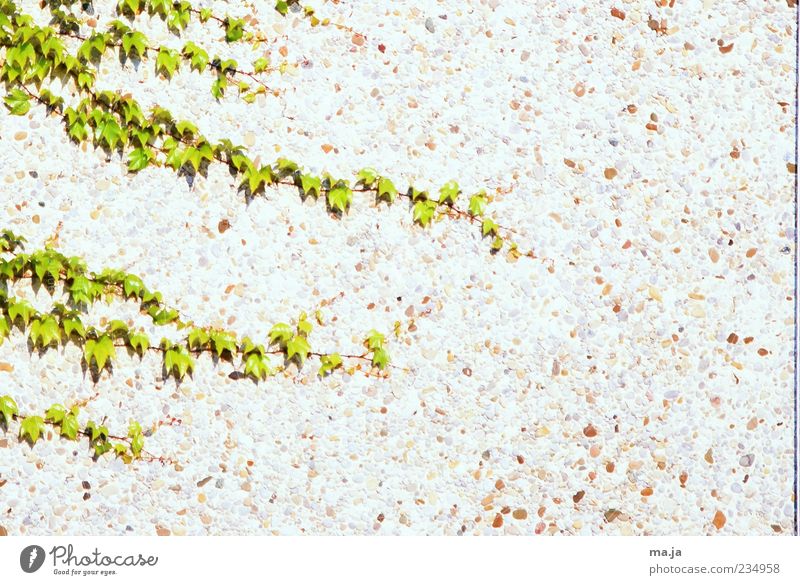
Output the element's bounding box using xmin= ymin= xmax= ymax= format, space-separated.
xmin=425 ymin=18 xmax=435 ymax=33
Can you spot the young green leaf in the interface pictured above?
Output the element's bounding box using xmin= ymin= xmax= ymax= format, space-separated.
xmin=327 ymin=184 xmax=352 ymax=213
xmin=127 ymin=147 xmax=153 ymax=172
xmin=244 ymin=353 xmax=270 ymax=380
xmin=164 ymin=346 xmax=194 ymax=380
xmin=356 ymin=167 xmax=378 ymax=187
xmin=0 ymin=395 xmax=19 ymax=426
xmin=44 ymin=404 xmax=67 ymax=424
xmin=253 ymin=57 xmax=270 ymax=73
xmin=19 ymin=415 xmax=46 ymax=444
xmin=412 ymin=200 xmax=437 ymax=227
xmin=318 ymin=353 xmax=342 ymax=376
xmin=286 ymin=335 xmax=311 ymax=364
xmin=4 ymin=88 xmax=31 ymax=115
xmin=84 ymin=334 xmax=116 ymax=370
xmin=372 ymin=348 xmax=390 ymax=370
xmin=298 ymin=174 xmax=321 ymax=198
xmin=269 ymin=322 xmax=293 ymax=347
xmin=365 ymin=330 xmax=385 ymax=351
xmin=481 ymin=218 xmax=499 ymax=237
xmin=376 ymin=177 xmax=398 ymax=203
xmin=468 ymin=191 xmax=487 ymax=216
xmin=224 ymin=17 xmax=245 ymax=42
xmin=438 ymin=180 xmax=460 ymax=205
xmin=60 ymin=414 xmax=80 ymax=440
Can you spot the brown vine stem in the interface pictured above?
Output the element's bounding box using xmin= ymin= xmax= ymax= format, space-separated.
xmin=55 ymin=29 xmax=287 ymax=96
xmin=5 ymin=412 xmax=174 ymax=465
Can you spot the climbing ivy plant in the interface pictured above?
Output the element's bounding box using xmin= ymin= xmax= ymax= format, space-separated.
xmin=0 ymin=0 xmax=534 ymax=465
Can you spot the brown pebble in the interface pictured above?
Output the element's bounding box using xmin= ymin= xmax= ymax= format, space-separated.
xmin=726 ymin=333 xmax=739 ymax=344
xmin=604 ymin=509 xmax=622 ymax=522
xmin=82 ymin=481 xmax=91 ymax=490
xmin=712 ymin=510 xmax=726 ymax=529
xmin=641 ymin=487 xmax=653 ymax=497
xmin=611 ymin=7 xmax=626 ymax=20
xmin=0 ymin=526 xmax=7 ymax=536
xmin=492 ymin=514 xmax=503 ymax=528
xmin=495 ymin=479 xmax=505 ymax=490
xmin=704 ymin=448 xmax=714 ymax=464
xmin=718 ymin=43 xmax=734 ymax=54
xmin=745 ymin=248 xmax=757 ymax=258
xmin=218 ymin=219 xmax=231 ymax=233
xmin=757 ymin=348 xmax=768 ymax=356
xmin=583 ymin=424 xmax=597 ymax=437
xmin=605 ymin=461 xmax=615 ymax=472
xmin=573 ymin=490 xmax=585 ymax=503
xmin=512 ymin=509 xmax=528 ymax=520
xmin=352 ymin=33 xmax=365 ymax=46
xmin=462 ymin=367 xmax=472 ymax=377
xmin=197 ymin=476 xmax=213 ymax=488
xmin=604 ymin=167 xmax=617 ymax=180
xmin=156 ymin=526 xmax=171 ymax=536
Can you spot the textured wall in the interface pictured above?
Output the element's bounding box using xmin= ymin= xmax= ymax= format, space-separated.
xmin=0 ymin=0 xmax=796 ymax=535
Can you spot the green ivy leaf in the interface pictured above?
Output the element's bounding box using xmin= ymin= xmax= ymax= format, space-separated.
xmin=127 ymin=331 xmax=150 ymax=355
xmin=438 ymin=180 xmax=460 ymax=205
xmin=19 ymin=415 xmax=46 ymax=444
xmin=183 ymin=41 xmax=209 ymax=73
xmin=60 ymin=414 xmax=79 ymax=440
xmin=365 ymin=330 xmax=385 ymax=351
xmin=127 ymin=147 xmax=153 ymax=172
xmin=468 ymin=191 xmax=487 ymax=216
xmin=269 ymin=322 xmax=293 ymax=347
xmin=8 ymin=299 xmax=35 ymax=326
xmin=298 ymin=174 xmax=321 ymax=198
xmin=164 ymin=346 xmax=193 ymax=379
xmin=412 ymin=200 xmax=437 ymax=227
xmin=224 ymin=17 xmax=245 ymax=42
xmin=482 ymin=218 xmax=499 ymax=237
xmin=4 ymin=88 xmax=30 ymax=115
xmin=0 ymin=395 xmax=19 ymax=426
xmin=253 ymin=57 xmax=270 ymax=73
xmin=275 ymin=1 xmax=290 ymax=15
xmin=297 ymin=313 xmax=313 ymax=336
xmin=45 ymin=403 xmax=66 ymax=424
xmin=211 ymin=75 xmax=227 ymax=99
xmin=84 ymin=334 xmax=116 ymax=370
xmin=244 ymin=353 xmax=270 ymax=380
xmin=490 ymin=236 xmax=504 ymax=251
xmin=121 ymin=30 xmax=147 ymax=58
xmin=155 ymin=47 xmax=180 ymax=78
xmin=327 ymin=183 xmax=352 ymax=213
xmin=62 ymin=316 xmax=86 ymax=339
xmin=356 ymin=167 xmax=378 ymax=187
xmin=86 ymin=420 xmax=109 ymax=443
xmin=130 ymin=432 xmax=144 ymax=457
xmin=318 ymin=353 xmax=342 ymax=376
xmin=210 ymin=331 xmax=237 ymax=357
xmin=372 ymin=348 xmax=390 ymax=370
xmin=376 ymin=177 xmax=397 ymax=203
xmin=286 ymin=335 xmax=310 ymax=364
xmin=29 ymin=315 xmax=60 ymax=348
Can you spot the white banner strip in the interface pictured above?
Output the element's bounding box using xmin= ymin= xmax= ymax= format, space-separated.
xmin=1 ymin=536 xmax=799 ymax=584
